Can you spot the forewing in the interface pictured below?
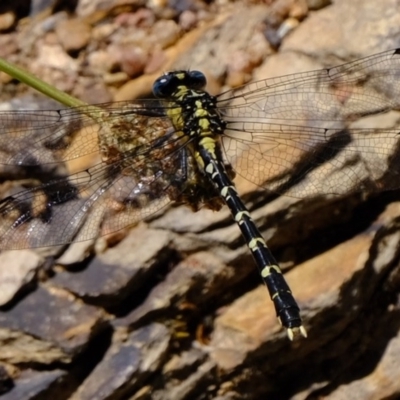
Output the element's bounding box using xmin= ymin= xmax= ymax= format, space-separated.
xmin=0 ymin=100 xmax=167 ymax=168
xmin=0 ymin=101 xmax=186 ymax=249
xmin=218 ymin=49 xmax=400 ymax=196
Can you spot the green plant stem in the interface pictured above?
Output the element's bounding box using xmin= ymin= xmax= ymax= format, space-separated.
xmin=0 ymin=57 xmax=86 ymax=108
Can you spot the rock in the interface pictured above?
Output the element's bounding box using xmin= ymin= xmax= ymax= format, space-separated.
xmin=173 ymin=6 xmax=273 ymax=80
xmin=119 ymin=251 xmax=251 ymax=327
xmin=151 ymin=19 xmax=181 ymax=49
xmin=70 ymin=324 xmax=171 ymax=400
xmin=306 ymin=0 xmax=331 ymax=10
xmin=0 ymin=250 xmax=42 ymax=305
xmin=52 ymin=228 xmax=171 ymax=308
xmin=30 ymin=0 xmax=60 ymax=16
xmin=0 ymin=369 xmax=67 ymax=400
xmin=0 ymin=12 xmax=15 ymax=32
xmin=281 ymin=0 xmax=400 ymax=57
xmin=0 ymin=364 xmax=12 ymax=395
xmin=0 ymin=285 xmax=106 ymax=364
xmin=55 ymin=18 xmax=91 ymax=54
xmin=324 ymin=327 xmax=400 ymax=400
xmin=35 ymin=42 xmax=78 ymax=71
xmin=108 ymin=43 xmax=149 ymax=78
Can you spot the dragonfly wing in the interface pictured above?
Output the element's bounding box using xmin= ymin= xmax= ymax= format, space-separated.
xmin=219 ymin=49 xmax=400 ymax=196
xmin=0 ymin=144 xmax=186 ymax=250
xmin=0 ymin=103 xmax=188 ymax=250
xmin=0 ymin=100 xmax=168 ymax=167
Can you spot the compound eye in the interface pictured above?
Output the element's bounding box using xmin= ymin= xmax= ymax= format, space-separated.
xmin=153 ymin=73 xmax=179 ymax=98
xmin=188 ymin=71 xmax=207 ymax=89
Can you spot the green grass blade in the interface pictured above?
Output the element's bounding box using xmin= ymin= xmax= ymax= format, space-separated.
xmin=0 ymin=56 xmax=87 ymax=108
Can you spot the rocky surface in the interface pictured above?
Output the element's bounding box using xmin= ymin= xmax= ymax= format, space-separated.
xmin=1 ymin=0 xmax=400 ymax=399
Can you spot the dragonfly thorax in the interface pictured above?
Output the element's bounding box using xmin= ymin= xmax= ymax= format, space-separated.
xmin=154 ymin=70 xmax=226 ymax=141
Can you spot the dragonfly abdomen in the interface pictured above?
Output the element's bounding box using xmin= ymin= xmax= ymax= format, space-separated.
xmin=153 ymin=69 xmax=306 ymax=339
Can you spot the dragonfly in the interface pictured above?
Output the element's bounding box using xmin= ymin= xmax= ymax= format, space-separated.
xmin=1 ymin=48 xmax=400 ymax=339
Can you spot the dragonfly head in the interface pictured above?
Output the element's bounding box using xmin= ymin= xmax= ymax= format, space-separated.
xmin=153 ymin=70 xmax=207 ymax=98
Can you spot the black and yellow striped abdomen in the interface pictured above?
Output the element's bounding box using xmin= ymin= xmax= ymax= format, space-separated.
xmin=153 ymin=70 xmax=306 ymax=340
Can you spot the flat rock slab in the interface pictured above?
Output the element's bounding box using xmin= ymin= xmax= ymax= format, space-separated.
xmin=52 ymin=228 xmax=172 ymax=305
xmin=0 ymin=285 xmax=106 ymax=364
xmin=0 ymin=250 xmax=42 ymax=306
xmin=0 ymin=369 xmax=67 ymax=400
xmin=71 ymin=323 xmax=170 ymax=400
